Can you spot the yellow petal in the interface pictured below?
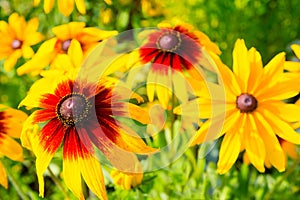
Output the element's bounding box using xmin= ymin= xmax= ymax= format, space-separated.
xmin=2 ymin=107 xmax=27 ymax=138
xmin=253 ymin=112 xmax=285 ymax=171
xmin=291 ymin=44 xmax=300 ymax=59
xmin=63 ymin=158 xmax=84 ymax=200
xmin=58 ymin=0 xmax=74 ymax=16
xmin=217 ymin=131 xmax=241 ymax=174
xmin=0 ymin=134 xmax=23 ymax=161
xmin=259 ymin=108 xmax=300 ymax=145
xmin=281 ymin=140 xmax=298 ymax=160
xmin=244 ymin=115 xmax=265 ymax=173
xmin=284 ymin=61 xmax=300 ymax=72
xmin=147 ymin=69 xmax=157 ymax=102
xmin=68 ymin=39 xmax=83 ymax=68
xmin=75 ymin=0 xmax=86 ymax=14
xmin=172 ymin=71 xmax=188 ymax=104
xmin=33 ymin=0 xmax=41 ymax=6
xmin=247 ymin=47 xmax=263 ymax=93
xmin=36 ymin=149 xmax=55 ymax=197
xmin=0 ymin=162 xmax=8 ymax=189
xmin=259 ymin=101 xmax=300 ymax=122
xmin=156 ymin=71 xmax=172 ymax=109
xmin=79 ymin=156 xmax=107 ymax=200
xmin=21 ymin=45 xmax=34 ymax=58
xmin=232 ymin=39 xmax=250 ymax=92
xmin=17 ymin=38 xmax=58 ymax=76
xmin=43 ymin=0 xmax=55 ymax=13
xmin=52 ymin=22 xmax=85 ymax=40
xmin=4 ymin=49 xmax=22 ymax=71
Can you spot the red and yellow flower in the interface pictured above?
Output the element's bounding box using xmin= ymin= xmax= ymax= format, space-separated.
xmin=138 ymin=23 xmax=221 ymax=108
xmin=0 ymin=105 xmax=27 ymax=188
xmin=20 ymin=75 xmax=156 ymax=199
xmin=0 ymin=13 xmax=43 ymax=71
xmin=17 ymin=22 xmax=118 ymax=76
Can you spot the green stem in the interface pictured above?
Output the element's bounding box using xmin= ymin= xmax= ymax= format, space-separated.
xmin=2 ymin=159 xmax=29 ymax=200
xmin=264 ymin=158 xmax=299 ymax=200
xmin=47 ymin=167 xmax=71 ymax=199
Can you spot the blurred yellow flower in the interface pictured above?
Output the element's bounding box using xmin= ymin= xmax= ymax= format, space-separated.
xmin=175 ymin=39 xmax=300 ymax=174
xmin=0 ymin=105 xmax=27 ymax=188
xmin=110 ymin=159 xmax=143 ymax=190
xmin=33 ymin=0 xmax=86 ymax=16
xmin=0 ymin=13 xmax=43 ymax=71
xmin=17 ymin=22 xmax=118 ymax=76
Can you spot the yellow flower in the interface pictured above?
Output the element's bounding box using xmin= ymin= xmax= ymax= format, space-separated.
xmin=110 ymin=158 xmax=143 ymax=190
xmin=0 ymin=13 xmax=43 ymax=71
xmin=33 ymin=0 xmax=86 ymax=16
xmin=17 ymin=22 xmax=118 ymax=76
xmin=0 ymin=104 xmax=27 ymax=188
xmin=175 ymin=39 xmax=300 ymax=174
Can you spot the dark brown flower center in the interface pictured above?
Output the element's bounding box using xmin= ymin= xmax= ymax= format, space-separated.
xmin=62 ymin=39 xmax=72 ymax=52
xmin=157 ymin=32 xmax=181 ymax=52
xmin=236 ymin=93 xmax=258 ymax=113
xmin=11 ymin=39 xmax=22 ymax=49
xmin=57 ymin=93 xmax=91 ymax=126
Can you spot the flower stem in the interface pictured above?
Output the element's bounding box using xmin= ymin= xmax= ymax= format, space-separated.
xmin=264 ymin=158 xmax=299 ymax=200
xmin=2 ymin=159 xmax=29 ymax=200
xmin=47 ymin=166 xmax=71 ymax=199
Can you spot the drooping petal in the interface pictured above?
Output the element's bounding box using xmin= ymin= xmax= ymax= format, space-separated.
xmin=57 ymin=0 xmax=74 ymax=16
xmin=4 ymin=49 xmax=22 ymax=71
xmin=291 ymin=44 xmax=300 ymax=59
xmin=0 ymin=134 xmax=23 ymax=161
xmin=244 ymin=115 xmax=265 ymax=173
xmin=79 ymin=155 xmax=107 ymax=200
xmin=147 ymin=68 xmax=157 ymax=102
xmin=217 ymin=131 xmax=241 ymax=174
xmin=63 ymin=129 xmax=85 ymax=199
xmin=253 ymin=112 xmax=285 ymax=172
xmin=74 ymin=0 xmax=86 ymax=14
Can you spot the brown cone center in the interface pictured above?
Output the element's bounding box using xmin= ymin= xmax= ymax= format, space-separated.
xmin=57 ymin=94 xmax=90 ymax=126
xmin=157 ymin=33 xmax=181 ymax=51
xmin=236 ymin=93 xmax=257 ymax=113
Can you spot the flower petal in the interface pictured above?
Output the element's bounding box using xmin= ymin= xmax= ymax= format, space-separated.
xmin=217 ymin=131 xmax=241 ymax=174
xmin=75 ymin=0 xmax=86 ymax=14
xmin=58 ymin=0 xmax=74 ymax=16
xmin=0 ymin=134 xmax=23 ymax=161
xmin=0 ymin=162 xmax=8 ymax=189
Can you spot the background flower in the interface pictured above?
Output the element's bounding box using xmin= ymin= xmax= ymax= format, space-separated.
xmin=0 ymin=13 xmax=43 ymax=71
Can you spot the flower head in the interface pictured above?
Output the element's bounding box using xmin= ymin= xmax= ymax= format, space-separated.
xmin=20 ymin=76 xmax=156 ymax=199
xmin=138 ymin=23 xmax=221 ymax=108
xmin=17 ymin=22 xmax=118 ymax=76
xmin=175 ymin=39 xmax=300 ymax=174
xmin=34 ymin=0 xmax=86 ymax=16
xmin=0 ymin=105 xmax=27 ymax=188
xmin=0 ymin=13 xmax=43 ymax=71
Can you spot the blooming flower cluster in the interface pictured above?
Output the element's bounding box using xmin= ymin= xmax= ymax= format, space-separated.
xmin=1 ymin=2 xmax=300 ymax=200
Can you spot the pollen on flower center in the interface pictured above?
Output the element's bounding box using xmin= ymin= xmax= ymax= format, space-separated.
xmin=236 ymin=93 xmax=258 ymax=113
xmin=57 ymin=93 xmax=91 ymax=126
xmin=11 ymin=39 xmax=22 ymax=49
xmin=62 ymin=39 xmax=72 ymax=52
xmin=157 ymin=32 xmax=181 ymax=52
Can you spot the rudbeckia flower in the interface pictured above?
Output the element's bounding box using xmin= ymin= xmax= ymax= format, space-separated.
xmin=110 ymin=158 xmax=143 ymax=190
xmin=0 ymin=13 xmax=43 ymax=71
xmin=139 ymin=23 xmax=221 ymax=108
xmin=20 ymin=76 xmax=156 ymax=199
xmin=175 ymin=39 xmax=300 ymax=174
xmin=33 ymin=0 xmax=86 ymax=16
xmin=0 ymin=105 xmax=27 ymax=188
xmin=17 ymin=22 xmax=118 ymax=76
